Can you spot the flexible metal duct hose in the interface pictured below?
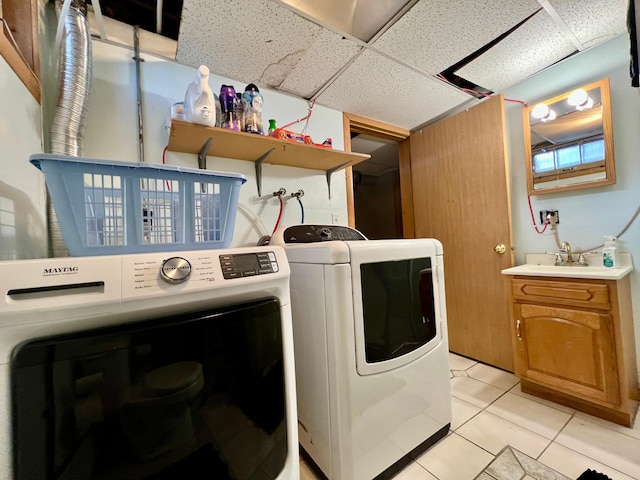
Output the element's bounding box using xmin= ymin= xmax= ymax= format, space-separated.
xmin=49 ymin=0 xmax=92 ymax=256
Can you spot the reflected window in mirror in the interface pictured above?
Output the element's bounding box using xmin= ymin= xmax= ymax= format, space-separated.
xmin=523 ymin=78 xmax=615 ymax=195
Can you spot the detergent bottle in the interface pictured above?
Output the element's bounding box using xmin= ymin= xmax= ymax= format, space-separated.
xmin=183 ymin=65 xmax=216 ymax=126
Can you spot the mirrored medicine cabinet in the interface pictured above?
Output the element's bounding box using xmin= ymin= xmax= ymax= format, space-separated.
xmin=523 ymin=77 xmax=615 ymax=195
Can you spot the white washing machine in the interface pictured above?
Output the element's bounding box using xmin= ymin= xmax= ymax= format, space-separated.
xmin=0 ymin=246 xmax=298 ymax=480
xmin=271 ymin=225 xmax=451 ymax=480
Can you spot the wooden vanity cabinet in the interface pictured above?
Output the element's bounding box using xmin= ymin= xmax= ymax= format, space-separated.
xmin=509 ymin=275 xmax=639 ymax=426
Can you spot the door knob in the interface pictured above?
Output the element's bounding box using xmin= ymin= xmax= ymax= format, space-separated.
xmin=494 ymin=243 xmax=506 ymax=254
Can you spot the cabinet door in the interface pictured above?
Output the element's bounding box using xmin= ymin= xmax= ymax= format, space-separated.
xmin=513 ymin=303 xmax=620 ymax=406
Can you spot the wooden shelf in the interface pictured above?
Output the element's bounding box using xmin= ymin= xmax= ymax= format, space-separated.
xmin=168 ymin=120 xmax=370 ymax=171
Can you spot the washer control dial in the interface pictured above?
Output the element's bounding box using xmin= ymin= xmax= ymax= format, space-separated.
xmin=160 ymin=257 xmax=192 ymax=284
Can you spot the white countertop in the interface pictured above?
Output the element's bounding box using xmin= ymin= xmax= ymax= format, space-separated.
xmin=501 ymin=253 xmax=633 ymax=280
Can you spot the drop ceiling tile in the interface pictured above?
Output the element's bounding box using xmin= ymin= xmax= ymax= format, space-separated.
xmin=351 ymin=137 xmax=400 ymax=173
xmin=279 ymin=29 xmax=362 ymax=97
xmin=177 ymin=0 xmax=322 ymax=87
xmin=456 ymin=11 xmax=577 ymax=93
xmin=547 ymin=0 xmax=628 ymax=48
xmin=316 ymin=50 xmax=470 ymax=130
xmin=371 ymin=0 xmax=541 ymax=74
xmin=351 ymin=135 xmax=396 ymax=155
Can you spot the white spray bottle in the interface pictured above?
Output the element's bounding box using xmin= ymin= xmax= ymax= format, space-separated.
xmin=602 ymin=236 xmax=619 ymax=268
xmin=184 ymin=65 xmax=216 ymax=126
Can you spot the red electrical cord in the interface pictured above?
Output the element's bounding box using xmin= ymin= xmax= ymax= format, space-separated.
xmin=271 ymin=196 xmax=284 ymax=235
xmin=527 ymin=196 xmax=550 ymax=234
xmin=161 ymin=145 xmax=171 ymax=191
xmin=279 ymin=100 xmax=316 ymax=131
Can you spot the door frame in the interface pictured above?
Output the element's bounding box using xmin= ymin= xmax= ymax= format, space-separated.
xmin=342 ymin=113 xmax=415 ymax=237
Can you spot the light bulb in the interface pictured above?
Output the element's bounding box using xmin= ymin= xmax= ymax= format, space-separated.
xmin=531 ymin=103 xmax=549 ymax=119
xmin=568 ymin=89 xmax=593 ymax=110
xmin=531 ymin=103 xmax=556 ymax=122
xmin=568 ymin=89 xmax=587 ymax=106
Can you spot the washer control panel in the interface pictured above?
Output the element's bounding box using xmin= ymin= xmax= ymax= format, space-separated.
xmin=122 ymin=249 xmax=284 ymax=298
xmin=219 ymin=251 xmax=279 ymax=279
xmin=275 ymin=224 xmax=367 ymax=243
xmin=160 ymin=257 xmax=192 ymax=284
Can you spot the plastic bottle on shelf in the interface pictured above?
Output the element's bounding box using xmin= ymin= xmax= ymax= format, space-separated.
xmin=237 ymin=92 xmax=246 ymax=131
xmin=183 ymin=65 xmax=216 ymax=126
xmin=219 ymin=85 xmax=240 ymax=131
xmin=242 ymin=83 xmax=264 ymax=135
xmin=602 ymin=236 xmax=619 ymax=268
xmin=268 ymin=119 xmax=277 ymax=136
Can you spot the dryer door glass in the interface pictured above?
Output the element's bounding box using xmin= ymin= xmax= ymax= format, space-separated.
xmin=11 ymin=298 xmax=287 ymax=480
xmin=360 ymin=258 xmax=437 ymax=363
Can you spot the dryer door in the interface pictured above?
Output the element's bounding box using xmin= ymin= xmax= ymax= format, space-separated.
xmin=348 ymin=239 xmax=447 ymax=376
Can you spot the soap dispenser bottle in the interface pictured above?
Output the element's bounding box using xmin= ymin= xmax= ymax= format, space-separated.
xmin=602 ymin=236 xmax=619 ymax=268
xmin=184 ymin=65 xmax=216 ymax=126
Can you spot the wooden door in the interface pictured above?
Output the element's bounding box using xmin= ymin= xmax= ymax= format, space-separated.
xmin=409 ymin=95 xmax=514 ymax=370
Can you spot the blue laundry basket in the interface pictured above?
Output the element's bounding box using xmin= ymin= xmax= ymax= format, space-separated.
xmin=31 ymin=154 xmax=246 ymax=256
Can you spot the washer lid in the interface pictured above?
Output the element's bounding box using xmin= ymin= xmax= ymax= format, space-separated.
xmin=271 ymin=224 xmax=367 ymax=264
xmin=271 ymin=224 xmax=368 ymax=244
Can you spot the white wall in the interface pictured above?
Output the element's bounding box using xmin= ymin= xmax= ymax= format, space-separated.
xmin=503 ymin=34 xmax=640 ymax=371
xmin=81 ymin=40 xmax=348 ymax=247
xmin=0 ymin=56 xmax=47 ymax=260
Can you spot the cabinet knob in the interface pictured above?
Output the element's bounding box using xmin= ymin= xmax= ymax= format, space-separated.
xmin=516 ymin=319 xmax=522 ymax=341
xmin=494 ymin=243 xmax=507 ymax=254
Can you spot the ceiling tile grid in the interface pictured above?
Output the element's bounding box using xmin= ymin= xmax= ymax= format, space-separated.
xmin=456 ymin=10 xmax=577 ymax=93
xmin=546 ymin=0 xmax=628 ymax=48
xmin=370 ymin=0 xmax=542 ymax=75
xmin=278 ymin=30 xmax=362 ymax=98
xmin=276 ymin=0 xmax=414 ymax=43
xmin=350 ymin=133 xmax=400 ymax=176
xmin=316 ymin=49 xmax=471 ymax=130
xmin=173 ymin=0 xmax=628 ymax=130
xmin=177 ymin=0 xmax=323 ymax=87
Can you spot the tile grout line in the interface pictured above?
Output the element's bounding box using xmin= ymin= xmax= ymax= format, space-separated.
xmin=534 ymin=409 xmax=576 ymax=461
xmin=455 ymin=363 xmax=518 ymax=475
xmin=454 ymin=357 xmax=640 ymax=479
xmin=454 ymin=362 xmax=569 ymax=472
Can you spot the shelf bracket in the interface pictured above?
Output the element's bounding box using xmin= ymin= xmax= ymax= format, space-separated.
xmin=255 ymin=148 xmax=275 ymax=196
xmin=325 ymin=162 xmax=351 ymax=200
xmin=198 ymin=137 xmax=213 ymax=170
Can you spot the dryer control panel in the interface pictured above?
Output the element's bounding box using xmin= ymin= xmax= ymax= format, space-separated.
xmin=273 ymin=224 xmax=367 ymax=243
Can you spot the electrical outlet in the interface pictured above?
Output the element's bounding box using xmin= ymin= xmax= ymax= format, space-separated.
xmin=331 ymin=213 xmax=340 ymax=225
xmin=539 ymin=210 xmax=559 ymax=225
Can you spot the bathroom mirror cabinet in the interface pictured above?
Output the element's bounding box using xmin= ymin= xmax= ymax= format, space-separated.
xmin=523 ymin=77 xmax=615 ymax=195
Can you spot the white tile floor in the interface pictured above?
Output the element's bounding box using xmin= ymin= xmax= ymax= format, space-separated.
xmin=300 ymin=352 xmax=640 ymax=480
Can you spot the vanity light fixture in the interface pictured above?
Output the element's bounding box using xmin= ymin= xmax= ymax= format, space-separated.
xmin=568 ymin=88 xmax=593 ymax=110
xmin=531 ymin=103 xmax=556 ymax=122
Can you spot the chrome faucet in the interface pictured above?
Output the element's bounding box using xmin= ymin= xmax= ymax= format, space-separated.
xmin=561 ymin=241 xmax=575 ymax=264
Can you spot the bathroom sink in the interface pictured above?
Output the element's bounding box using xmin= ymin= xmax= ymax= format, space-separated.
xmin=502 ymin=253 xmax=633 ymax=280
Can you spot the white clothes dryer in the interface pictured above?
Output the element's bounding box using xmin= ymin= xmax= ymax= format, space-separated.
xmin=271 ymin=225 xmax=451 ymax=480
